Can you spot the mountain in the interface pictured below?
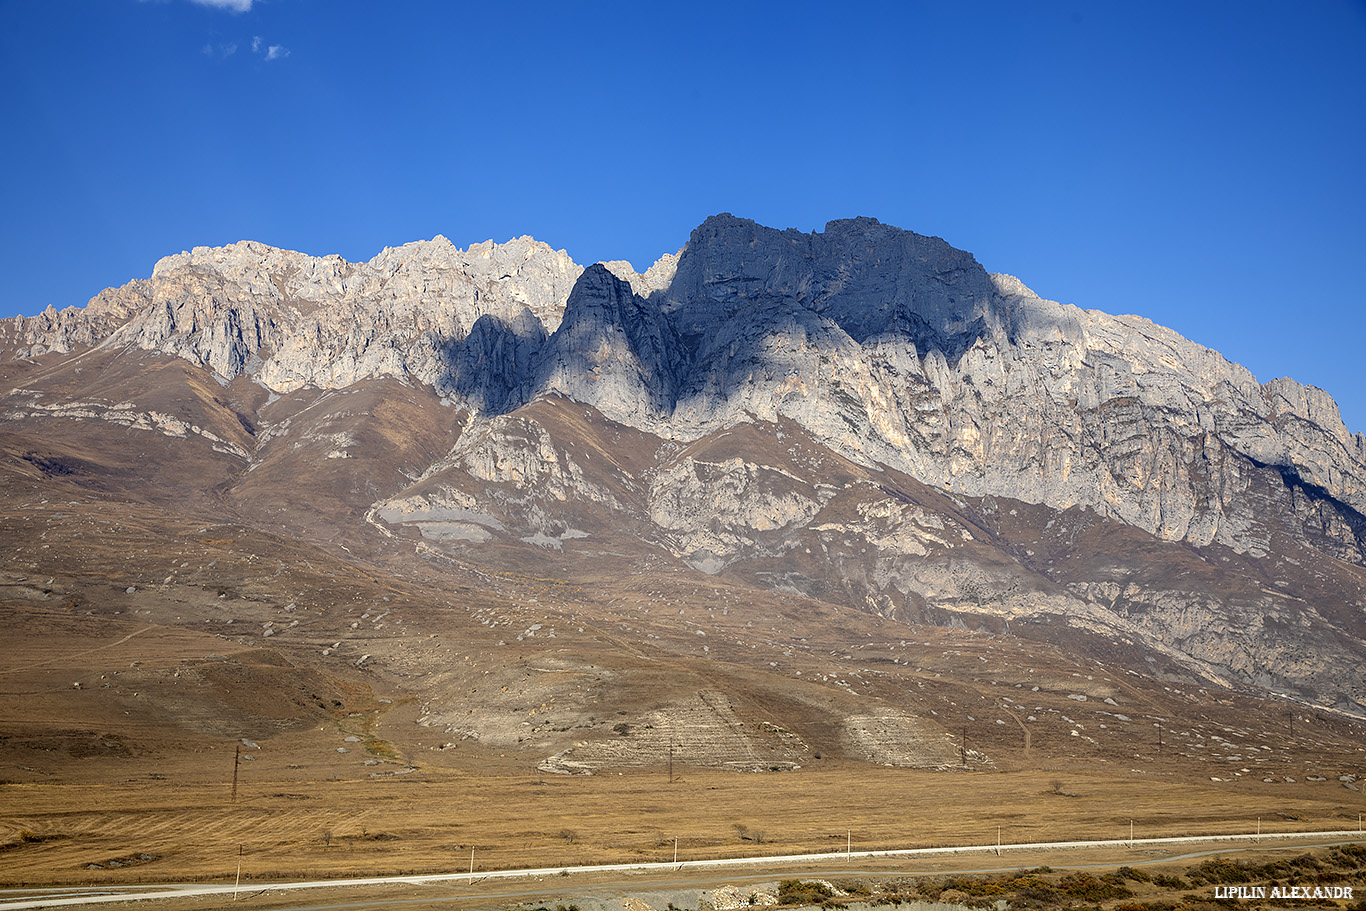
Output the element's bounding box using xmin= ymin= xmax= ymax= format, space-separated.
xmin=2 ymin=211 xmax=1364 ymax=768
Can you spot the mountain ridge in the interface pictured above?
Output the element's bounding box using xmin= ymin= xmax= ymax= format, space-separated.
xmin=5 ymin=214 xmax=1358 ymax=550
xmin=2 ymin=214 xmax=1364 ymax=716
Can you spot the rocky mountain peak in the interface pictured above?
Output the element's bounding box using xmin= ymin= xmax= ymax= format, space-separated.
xmin=3 ymin=214 xmax=1366 ymax=719
xmin=536 ymin=263 xmax=682 ymax=426
xmin=2 ymin=215 xmax=1362 ymax=565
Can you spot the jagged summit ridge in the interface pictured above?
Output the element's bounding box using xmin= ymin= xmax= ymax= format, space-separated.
xmin=6 ymin=234 xmax=584 ymax=395
xmin=538 ymin=215 xmax=1365 ymax=559
xmin=1 ymin=215 xmax=1362 ymax=562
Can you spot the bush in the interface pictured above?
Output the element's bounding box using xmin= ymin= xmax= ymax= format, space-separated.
xmin=1117 ymin=867 xmax=1152 ymax=883
xmin=1188 ymin=858 xmax=1253 ymax=885
xmin=1338 ymin=844 xmax=1366 ymax=864
xmin=941 ymin=876 xmax=1008 ymax=897
xmin=1057 ymin=872 xmax=1132 ymax=901
xmin=1012 ymin=877 xmax=1060 ymax=905
xmin=779 ymin=881 xmax=834 ymax=906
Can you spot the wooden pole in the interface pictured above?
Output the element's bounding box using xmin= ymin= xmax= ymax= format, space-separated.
xmin=233 ymin=844 xmax=242 ymax=901
xmin=231 ymin=744 xmax=240 ymax=803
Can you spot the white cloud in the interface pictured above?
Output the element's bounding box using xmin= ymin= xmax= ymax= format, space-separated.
xmin=189 ymin=0 xmax=253 ymax=11
xmin=249 ymin=36 xmax=289 ymax=61
xmin=201 ymin=40 xmax=239 ymax=59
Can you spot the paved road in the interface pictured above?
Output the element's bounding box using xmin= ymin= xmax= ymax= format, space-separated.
xmin=1 ymin=829 xmax=1361 ymax=910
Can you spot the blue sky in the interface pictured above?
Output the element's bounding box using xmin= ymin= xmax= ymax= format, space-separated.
xmin=2 ymin=1 xmax=1363 ymax=431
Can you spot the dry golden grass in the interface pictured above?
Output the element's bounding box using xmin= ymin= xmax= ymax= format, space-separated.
xmin=3 ymin=760 xmax=1362 ymax=887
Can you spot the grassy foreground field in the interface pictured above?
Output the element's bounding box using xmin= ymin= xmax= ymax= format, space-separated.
xmin=3 ymin=760 xmax=1363 ymax=888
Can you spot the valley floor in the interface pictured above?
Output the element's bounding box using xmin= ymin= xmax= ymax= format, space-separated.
xmin=2 ymin=763 xmax=1364 ymax=888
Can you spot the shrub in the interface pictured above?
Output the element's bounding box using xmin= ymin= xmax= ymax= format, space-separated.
xmin=940 ymin=876 xmax=1008 ymax=897
xmin=1012 ymin=877 xmax=1061 ymax=905
xmin=1057 ymin=872 xmax=1131 ymax=901
xmin=779 ymin=880 xmax=834 ymax=905
xmin=1187 ymin=858 xmax=1252 ymax=885
xmin=1338 ymin=844 xmax=1366 ymax=865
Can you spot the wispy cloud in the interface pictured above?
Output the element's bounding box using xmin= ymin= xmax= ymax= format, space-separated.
xmin=200 ymin=40 xmax=239 ymax=59
xmin=249 ymin=35 xmax=289 ymax=60
xmin=190 ymin=0 xmax=253 ymax=11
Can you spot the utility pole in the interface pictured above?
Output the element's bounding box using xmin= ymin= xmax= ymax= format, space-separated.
xmin=233 ymin=844 xmax=242 ymax=901
xmin=1129 ymin=820 xmax=1134 ymax=846
xmin=997 ymin=825 xmax=1001 ymax=856
xmin=847 ymin=830 xmax=851 ymax=856
xmin=231 ymin=744 xmax=241 ymax=803
xmin=674 ymin=836 xmax=678 ymax=864
xmin=470 ymin=846 xmax=475 ymax=876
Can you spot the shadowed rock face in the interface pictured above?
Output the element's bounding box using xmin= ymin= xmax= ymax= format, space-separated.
xmin=536 ymin=263 xmax=683 ymax=425
xmin=2 ymin=214 xmax=1364 ymax=715
xmin=664 ymin=214 xmax=1000 ymax=356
